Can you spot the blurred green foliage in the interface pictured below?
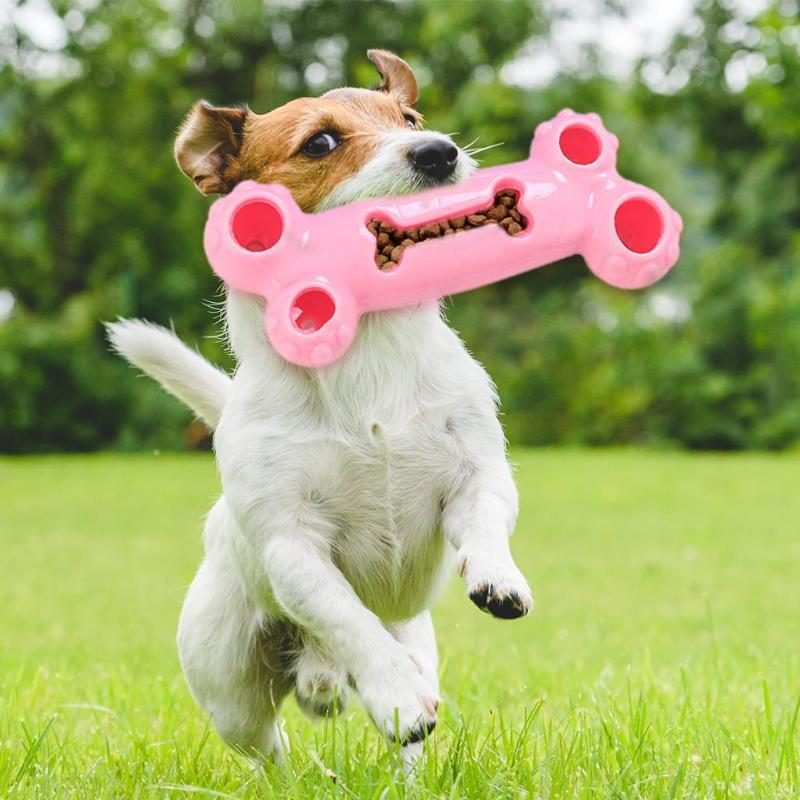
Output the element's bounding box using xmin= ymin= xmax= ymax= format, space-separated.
xmin=1 ymin=0 xmax=799 ymax=451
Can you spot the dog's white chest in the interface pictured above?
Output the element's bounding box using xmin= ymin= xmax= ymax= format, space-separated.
xmin=307 ymin=393 xmax=458 ymax=620
xmin=218 ymin=299 xmax=497 ymax=622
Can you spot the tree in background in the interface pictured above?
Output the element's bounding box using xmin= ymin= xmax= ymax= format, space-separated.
xmin=1 ymin=0 xmax=799 ymax=452
xmin=632 ymin=0 xmax=800 ymax=448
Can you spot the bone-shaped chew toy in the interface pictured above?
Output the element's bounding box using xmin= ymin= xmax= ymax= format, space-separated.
xmin=204 ymin=109 xmax=682 ymax=367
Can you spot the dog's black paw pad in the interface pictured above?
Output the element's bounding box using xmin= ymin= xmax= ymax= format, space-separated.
xmin=487 ymin=591 xmax=528 ymax=619
xmin=468 ymin=582 xmax=493 ymax=612
xmin=469 ymin=582 xmax=528 ymax=619
xmin=402 ymin=718 xmax=437 ymax=745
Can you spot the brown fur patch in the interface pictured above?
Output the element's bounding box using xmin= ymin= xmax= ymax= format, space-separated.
xmin=236 ymin=90 xmax=418 ymax=211
xmin=174 ymin=102 xmax=247 ymax=195
xmin=367 ymin=48 xmax=419 ymax=106
xmin=176 ymin=87 xmax=422 ymax=211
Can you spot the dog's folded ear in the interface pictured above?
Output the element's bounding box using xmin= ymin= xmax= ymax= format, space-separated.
xmin=367 ymin=49 xmax=419 ymax=108
xmin=175 ymin=101 xmax=248 ymax=195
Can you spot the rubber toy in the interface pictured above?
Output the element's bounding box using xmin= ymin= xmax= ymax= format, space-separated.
xmin=203 ymin=109 xmax=682 ymax=368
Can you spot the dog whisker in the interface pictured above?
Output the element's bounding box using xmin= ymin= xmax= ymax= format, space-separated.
xmin=464 ymin=142 xmax=504 ymax=157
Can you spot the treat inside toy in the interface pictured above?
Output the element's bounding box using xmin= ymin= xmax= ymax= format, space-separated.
xmin=368 ymin=190 xmax=528 ymax=270
xmin=291 ymin=288 xmax=336 ymax=333
xmin=231 ymin=200 xmax=284 ymax=252
xmin=614 ymin=197 xmax=663 ymax=254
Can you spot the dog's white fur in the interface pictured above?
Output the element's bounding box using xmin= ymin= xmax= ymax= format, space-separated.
xmin=108 ymin=124 xmax=532 ymax=760
xmin=318 ymin=130 xmax=466 ymax=209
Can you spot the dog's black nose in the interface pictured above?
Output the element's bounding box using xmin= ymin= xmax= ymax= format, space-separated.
xmin=409 ymin=139 xmax=458 ymax=182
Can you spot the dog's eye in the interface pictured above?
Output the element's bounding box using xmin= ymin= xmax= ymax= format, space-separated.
xmin=301 ymin=131 xmax=340 ymax=157
xmin=404 ymin=114 xmax=418 ymax=129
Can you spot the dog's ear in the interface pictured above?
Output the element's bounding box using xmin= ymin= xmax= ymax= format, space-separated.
xmin=367 ymin=49 xmax=419 ymax=108
xmin=175 ymin=101 xmax=248 ymax=195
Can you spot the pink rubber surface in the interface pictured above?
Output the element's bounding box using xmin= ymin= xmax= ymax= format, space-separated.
xmin=204 ymin=109 xmax=683 ymax=367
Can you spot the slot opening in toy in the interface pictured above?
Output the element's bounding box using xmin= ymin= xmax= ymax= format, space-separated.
xmin=367 ymin=189 xmax=529 ymax=270
xmin=291 ymin=288 xmax=336 ymax=333
xmin=614 ymin=197 xmax=663 ymax=254
xmin=231 ymin=200 xmax=284 ymax=252
xmin=559 ymin=124 xmax=601 ymax=165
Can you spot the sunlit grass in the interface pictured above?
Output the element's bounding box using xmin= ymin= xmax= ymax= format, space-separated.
xmin=1 ymin=450 xmax=799 ymax=798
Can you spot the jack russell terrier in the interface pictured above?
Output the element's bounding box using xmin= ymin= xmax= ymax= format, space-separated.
xmin=108 ymin=49 xmax=532 ymax=763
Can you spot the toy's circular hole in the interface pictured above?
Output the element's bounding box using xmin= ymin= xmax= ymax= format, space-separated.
xmin=614 ymin=197 xmax=664 ymax=254
xmin=559 ymin=125 xmax=601 ymax=165
xmin=231 ymin=200 xmax=284 ymax=252
xmin=292 ymin=288 xmax=336 ymax=333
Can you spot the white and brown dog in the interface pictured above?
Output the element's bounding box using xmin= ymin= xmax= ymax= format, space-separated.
xmin=108 ymin=50 xmax=532 ymax=762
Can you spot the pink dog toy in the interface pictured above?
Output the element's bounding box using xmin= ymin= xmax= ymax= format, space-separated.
xmin=204 ymin=109 xmax=682 ymax=368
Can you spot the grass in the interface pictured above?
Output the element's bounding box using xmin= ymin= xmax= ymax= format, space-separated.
xmin=1 ymin=449 xmax=799 ymax=799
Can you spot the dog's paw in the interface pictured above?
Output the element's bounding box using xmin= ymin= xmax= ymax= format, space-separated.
xmin=457 ymin=548 xmax=533 ymax=620
xmin=356 ymin=647 xmax=439 ymax=744
xmin=294 ymin=650 xmax=349 ymax=719
xmin=467 ymin=580 xmax=532 ymax=619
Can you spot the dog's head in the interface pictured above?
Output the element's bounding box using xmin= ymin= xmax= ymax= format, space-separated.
xmin=175 ymin=49 xmax=474 ymax=211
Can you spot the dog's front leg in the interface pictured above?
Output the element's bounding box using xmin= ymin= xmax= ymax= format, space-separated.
xmin=263 ymin=534 xmax=439 ymax=744
xmin=442 ymin=446 xmax=533 ymax=620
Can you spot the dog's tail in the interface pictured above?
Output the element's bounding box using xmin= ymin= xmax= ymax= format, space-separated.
xmin=106 ymin=319 xmax=230 ymax=429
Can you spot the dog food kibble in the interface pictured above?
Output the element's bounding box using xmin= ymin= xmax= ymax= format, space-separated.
xmin=368 ymin=190 xmax=527 ymax=269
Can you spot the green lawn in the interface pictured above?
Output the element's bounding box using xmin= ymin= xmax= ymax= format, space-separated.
xmin=1 ymin=450 xmax=799 ymax=799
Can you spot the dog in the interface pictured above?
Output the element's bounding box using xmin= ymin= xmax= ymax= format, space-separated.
xmin=108 ymin=49 xmax=533 ymax=763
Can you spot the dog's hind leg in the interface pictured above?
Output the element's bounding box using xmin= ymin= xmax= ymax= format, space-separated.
xmin=177 ymin=501 xmax=294 ymax=760
xmin=293 ymin=637 xmax=349 ymax=719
